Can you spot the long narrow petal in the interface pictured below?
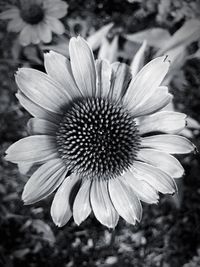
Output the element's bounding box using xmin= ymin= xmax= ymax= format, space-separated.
xmin=44 ymin=51 xmax=81 ymax=98
xmin=138 ymin=111 xmax=186 ymax=134
xmin=0 ymin=8 xmax=20 ymax=19
xmin=141 ymin=134 xmax=195 ymax=154
xmin=45 ymin=1 xmax=68 ymax=18
xmin=137 ymin=148 xmax=184 ymax=178
xmin=131 ymin=161 xmax=177 ymax=194
xmin=16 ymin=91 xmax=60 ymax=123
xmin=15 ymin=68 xmax=72 ymax=114
xmin=73 ymin=179 xmax=91 ymax=225
xmin=132 ymin=86 xmax=172 ymax=117
xmin=22 ymin=159 xmax=67 ymax=204
xmin=45 ymin=17 xmax=65 ymax=35
xmin=90 ymin=179 xmax=119 ymax=228
xmin=5 ymin=135 xmax=57 ymax=163
xmin=95 ymin=59 xmax=112 ymax=98
xmin=69 ymin=36 xmax=96 ymax=96
xmin=124 ymin=56 xmax=170 ymax=110
xmin=121 ymin=171 xmax=159 ymax=203
xmin=109 ymin=62 xmax=132 ymax=101
xmin=37 ymin=22 xmax=52 ymax=43
xmin=51 ymin=174 xmax=80 ymax=227
xmin=131 ymin=41 xmax=147 ymax=79
xmin=27 ymin=118 xmax=58 ymax=135
xmin=98 ymin=35 xmax=118 ymax=63
xmin=19 ymin=25 xmax=32 ymax=46
xmin=87 ymin=23 xmax=113 ymax=50
xmin=109 ymin=177 xmax=142 ymax=225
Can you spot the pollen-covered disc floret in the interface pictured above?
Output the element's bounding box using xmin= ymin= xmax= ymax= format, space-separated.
xmin=56 ymin=97 xmax=140 ymax=180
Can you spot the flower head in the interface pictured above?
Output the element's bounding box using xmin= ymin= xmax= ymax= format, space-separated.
xmin=0 ymin=0 xmax=68 ymax=46
xmin=5 ymin=37 xmax=195 ymax=228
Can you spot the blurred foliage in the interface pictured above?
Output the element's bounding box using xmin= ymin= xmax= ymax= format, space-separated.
xmin=0 ymin=0 xmax=200 ymax=266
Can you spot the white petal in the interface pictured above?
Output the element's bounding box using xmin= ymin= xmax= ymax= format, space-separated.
xmin=44 ymin=51 xmax=81 ymax=98
xmin=98 ymin=35 xmax=118 ymax=63
xmin=5 ymin=135 xmax=57 ymax=163
xmin=18 ymin=162 xmax=34 ymax=175
xmin=87 ymin=23 xmax=113 ymax=50
xmin=141 ymin=134 xmax=195 ymax=154
xmin=15 ymin=68 xmax=72 ymax=114
xmin=90 ymin=179 xmax=119 ymax=228
xmin=121 ymin=171 xmax=159 ymax=203
xmin=137 ymin=148 xmax=184 ymax=178
xmin=132 ymin=161 xmax=177 ymax=194
xmin=138 ymin=111 xmax=186 ymax=134
xmin=69 ymin=36 xmax=96 ymax=96
xmin=45 ymin=1 xmax=68 ymax=18
xmin=95 ymin=59 xmax=112 ymax=98
xmin=132 ymin=86 xmax=172 ymax=117
xmin=0 ymin=8 xmax=20 ymax=19
xmin=45 ymin=16 xmax=65 ymax=34
xmin=16 ymin=91 xmax=60 ymax=123
xmin=37 ymin=22 xmax=52 ymax=43
xmin=109 ymin=62 xmax=132 ymax=101
xmin=19 ymin=25 xmax=32 ymax=46
xmin=124 ymin=56 xmax=170 ymax=111
xmin=7 ymin=18 xmax=25 ymax=32
xmin=131 ymin=41 xmax=147 ymax=79
xmin=22 ymin=159 xmax=67 ymax=204
xmin=27 ymin=118 xmax=57 ymax=135
xmin=51 ymin=174 xmax=80 ymax=227
xmin=109 ymin=177 xmax=142 ymax=224
xmin=73 ymin=179 xmax=91 ymax=225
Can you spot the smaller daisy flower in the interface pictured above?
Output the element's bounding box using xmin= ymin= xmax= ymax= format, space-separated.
xmin=5 ymin=37 xmax=195 ymax=229
xmin=0 ymin=0 xmax=68 ymax=46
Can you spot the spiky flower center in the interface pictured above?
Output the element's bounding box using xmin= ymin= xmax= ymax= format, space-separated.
xmin=21 ymin=4 xmax=44 ymax=25
xmin=56 ymin=98 xmax=140 ymax=180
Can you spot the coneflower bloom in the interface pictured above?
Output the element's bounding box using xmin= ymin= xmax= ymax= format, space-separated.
xmin=0 ymin=0 xmax=68 ymax=46
xmin=5 ymin=37 xmax=195 ymax=228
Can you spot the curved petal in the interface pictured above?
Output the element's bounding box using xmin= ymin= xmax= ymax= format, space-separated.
xmin=45 ymin=16 xmax=65 ymax=34
xmin=5 ymin=135 xmax=57 ymax=163
xmin=124 ymin=56 xmax=170 ymax=111
xmin=16 ymin=91 xmax=60 ymax=123
xmin=69 ymin=36 xmax=96 ymax=96
xmin=90 ymin=179 xmax=119 ymax=228
xmin=109 ymin=62 xmax=132 ymax=101
xmin=132 ymin=86 xmax=172 ymax=117
xmin=131 ymin=41 xmax=147 ymax=79
xmin=45 ymin=1 xmax=68 ymax=18
xmin=44 ymin=51 xmax=81 ymax=98
xmin=7 ymin=18 xmax=25 ymax=32
xmin=109 ymin=177 xmax=142 ymax=225
xmin=73 ymin=179 xmax=92 ymax=225
xmin=137 ymin=148 xmax=184 ymax=178
xmin=18 ymin=162 xmax=34 ymax=175
xmin=138 ymin=111 xmax=186 ymax=134
xmin=95 ymin=59 xmax=112 ymax=98
xmin=15 ymin=68 xmax=72 ymax=114
xmin=131 ymin=161 xmax=177 ymax=194
xmin=121 ymin=171 xmax=159 ymax=203
xmin=51 ymin=174 xmax=80 ymax=227
xmin=19 ymin=25 xmax=32 ymax=46
xmin=27 ymin=118 xmax=58 ymax=135
xmin=141 ymin=134 xmax=195 ymax=154
xmin=37 ymin=22 xmax=52 ymax=43
xmin=87 ymin=23 xmax=113 ymax=51
xmin=22 ymin=158 xmax=67 ymax=204
xmin=0 ymin=8 xmax=20 ymax=20
xmin=98 ymin=35 xmax=118 ymax=63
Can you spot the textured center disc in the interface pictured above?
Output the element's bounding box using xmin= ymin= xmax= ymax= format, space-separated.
xmin=21 ymin=4 xmax=44 ymax=24
xmin=56 ymin=98 xmax=140 ymax=180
